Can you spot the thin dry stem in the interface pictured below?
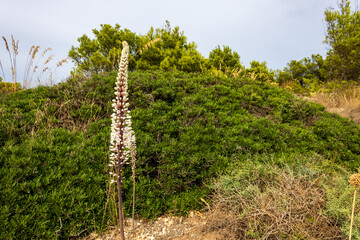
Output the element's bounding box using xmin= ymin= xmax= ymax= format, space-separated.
xmin=0 ymin=60 xmax=6 ymax=81
xmin=139 ymin=38 xmax=161 ymax=54
xmin=349 ymin=187 xmax=357 ymax=240
xmin=129 ymin=38 xmax=162 ymax=62
xmin=2 ymin=36 xmax=17 ymax=91
xmin=131 ymin=145 xmax=136 ymax=232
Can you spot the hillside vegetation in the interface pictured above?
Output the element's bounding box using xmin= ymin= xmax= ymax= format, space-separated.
xmin=1 ymin=70 xmax=360 ymax=239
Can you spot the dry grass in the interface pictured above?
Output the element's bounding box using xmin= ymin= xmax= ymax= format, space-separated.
xmin=307 ymin=86 xmax=360 ymax=124
xmin=88 ymin=165 xmax=346 ymax=240
xmin=205 ymin=169 xmax=344 ymax=239
xmin=1 ymin=36 xmax=18 ymax=91
xmin=1 ymin=35 xmax=68 ymax=90
xmin=139 ymin=38 xmax=162 ymax=55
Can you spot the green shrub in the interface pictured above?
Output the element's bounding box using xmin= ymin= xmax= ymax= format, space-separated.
xmin=324 ymin=175 xmax=360 ymax=239
xmin=1 ymin=70 xmax=359 ymax=238
xmin=0 ymin=81 xmax=21 ymax=95
xmin=0 ymin=127 xmax=108 ymax=239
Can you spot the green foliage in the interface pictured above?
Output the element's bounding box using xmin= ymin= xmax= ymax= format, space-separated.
xmin=69 ymin=21 xmax=205 ymax=75
xmin=0 ymin=81 xmax=21 ymax=95
xmin=127 ymin=71 xmax=359 ymax=220
xmin=69 ymin=24 xmax=140 ymax=76
xmin=207 ymin=45 xmax=243 ymax=74
xmin=137 ymin=21 xmax=204 ymax=72
xmin=1 ymin=70 xmax=359 ymax=238
xmin=0 ymin=74 xmax=21 ymax=95
xmin=245 ymin=60 xmax=275 ymax=82
xmin=324 ymin=0 xmax=360 ymax=81
xmin=276 ymin=54 xmax=327 ymax=93
xmin=325 ymin=176 xmax=360 ymax=239
xmin=0 ymin=127 xmax=108 ymax=239
xmin=276 ymin=0 xmax=360 ymax=93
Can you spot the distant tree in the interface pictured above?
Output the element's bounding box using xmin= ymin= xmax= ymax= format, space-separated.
xmin=324 ymin=0 xmax=360 ymax=81
xmin=245 ymin=61 xmax=275 ymax=82
xmin=69 ymin=21 xmax=205 ymax=75
xmin=277 ymin=55 xmax=325 ymax=84
xmin=136 ymin=21 xmax=204 ymax=72
xmin=69 ymin=24 xmax=140 ymax=76
xmin=276 ymin=54 xmax=326 ymax=93
xmin=178 ymin=42 xmax=205 ymax=72
xmin=207 ymin=45 xmax=243 ymax=74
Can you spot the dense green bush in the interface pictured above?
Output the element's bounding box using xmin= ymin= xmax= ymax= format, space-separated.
xmin=0 ymin=81 xmax=21 ymax=95
xmin=0 ymin=127 xmax=108 ymax=239
xmin=1 ymin=70 xmax=359 ymax=239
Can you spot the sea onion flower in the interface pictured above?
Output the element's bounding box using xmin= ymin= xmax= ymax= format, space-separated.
xmin=109 ymin=41 xmax=133 ymax=171
xmin=108 ymin=41 xmax=135 ymax=240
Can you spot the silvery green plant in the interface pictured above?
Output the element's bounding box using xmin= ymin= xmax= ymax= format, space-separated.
xmin=109 ymin=41 xmax=135 ymax=239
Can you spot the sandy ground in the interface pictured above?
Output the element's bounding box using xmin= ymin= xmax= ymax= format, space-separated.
xmin=85 ymin=211 xmax=225 ymax=240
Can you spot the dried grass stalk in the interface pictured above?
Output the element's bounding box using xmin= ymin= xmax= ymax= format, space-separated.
xmin=139 ymin=38 xmax=161 ymax=54
xmin=206 ymin=171 xmax=343 ymax=239
xmin=349 ymin=173 xmax=360 ymax=240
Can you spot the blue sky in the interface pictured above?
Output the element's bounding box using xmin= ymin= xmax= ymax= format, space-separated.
xmin=1 ymin=0 xmax=356 ymax=84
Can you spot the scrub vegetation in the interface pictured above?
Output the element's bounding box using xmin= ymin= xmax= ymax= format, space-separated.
xmin=1 ymin=70 xmax=360 ymax=239
xmin=1 ymin=0 xmax=360 ymax=239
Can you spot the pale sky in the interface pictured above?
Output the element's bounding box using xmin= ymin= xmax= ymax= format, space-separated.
xmin=1 ymin=0 xmax=356 ymax=84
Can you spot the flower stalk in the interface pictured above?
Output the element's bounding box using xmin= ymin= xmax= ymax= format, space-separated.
xmin=349 ymin=173 xmax=360 ymax=240
xmin=109 ymin=41 xmax=135 ymax=240
xmin=131 ymin=139 xmax=136 ymax=232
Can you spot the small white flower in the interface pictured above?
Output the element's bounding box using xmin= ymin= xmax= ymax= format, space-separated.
xmin=109 ymin=41 xmax=135 ymax=182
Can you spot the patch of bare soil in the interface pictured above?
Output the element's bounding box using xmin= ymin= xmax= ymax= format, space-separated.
xmin=85 ymin=211 xmax=227 ymax=240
